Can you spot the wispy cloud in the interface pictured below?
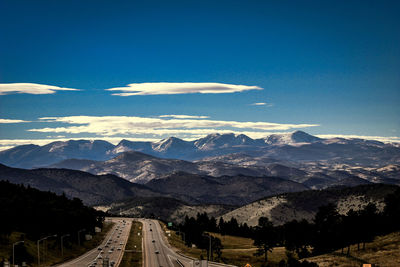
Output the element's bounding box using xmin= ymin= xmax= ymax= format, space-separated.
xmin=250 ymin=102 xmax=274 ymax=107
xmin=106 ymin=82 xmax=263 ymax=96
xmin=316 ymin=134 xmax=400 ymax=143
xmin=27 ymin=115 xmax=318 ymax=138
xmin=0 ymin=83 xmax=80 ymax=95
xmin=159 ymin=114 xmax=210 ymax=119
xmin=0 ymin=119 xmax=31 ymax=123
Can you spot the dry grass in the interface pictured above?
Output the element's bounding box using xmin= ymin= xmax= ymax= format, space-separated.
xmin=119 ymin=220 xmax=143 ymax=267
xmin=159 ymin=222 xmax=287 ymax=267
xmin=160 ymin=223 xmax=400 ymax=266
xmin=305 ymin=232 xmax=400 ymax=267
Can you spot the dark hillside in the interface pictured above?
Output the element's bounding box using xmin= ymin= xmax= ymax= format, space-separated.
xmin=0 ymin=164 xmax=160 ymax=205
xmin=0 ymin=180 xmax=104 ymax=241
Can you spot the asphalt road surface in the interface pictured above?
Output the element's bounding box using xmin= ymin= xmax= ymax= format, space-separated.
xmin=56 ymin=217 xmax=132 ymax=267
xmin=140 ymin=218 xmax=236 ymax=267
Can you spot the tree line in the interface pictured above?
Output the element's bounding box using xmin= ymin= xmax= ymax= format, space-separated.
xmin=171 ymin=187 xmax=400 ymax=266
xmin=0 ymin=180 xmax=105 ymax=265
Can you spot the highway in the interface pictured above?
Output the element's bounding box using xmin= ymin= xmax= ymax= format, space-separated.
xmin=56 ymin=217 xmax=132 ymax=267
xmin=140 ymin=218 xmax=236 ymax=267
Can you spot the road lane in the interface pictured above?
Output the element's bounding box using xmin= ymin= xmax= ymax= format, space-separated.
xmin=56 ymin=217 xmax=132 ymax=267
xmin=140 ymin=218 xmax=236 ymax=267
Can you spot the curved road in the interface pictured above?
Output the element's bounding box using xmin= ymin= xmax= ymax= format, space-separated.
xmin=140 ymin=218 xmax=236 ymax=267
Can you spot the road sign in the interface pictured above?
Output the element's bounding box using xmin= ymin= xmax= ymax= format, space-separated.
xmin=168 ymin=222 xmax=173 ymax=227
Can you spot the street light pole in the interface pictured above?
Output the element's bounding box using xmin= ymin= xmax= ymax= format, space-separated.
xmin=37 ymin=234 xmax=57 ymax=267
xmin=13 ymin=241 xmax=24 ymax=267
xmin=78 ymin=229 xmax=85 ymax=246
xmin=61 ymin=234 xmax=70 ymax=257
xmin=37 ymin=237 xmax=46 ymax=267
xmin=202 ymin=234 xmax=212 ymax=262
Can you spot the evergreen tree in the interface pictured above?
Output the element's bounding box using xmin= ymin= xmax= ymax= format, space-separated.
xmin=254 ymin=217 xmax=278 ymax=263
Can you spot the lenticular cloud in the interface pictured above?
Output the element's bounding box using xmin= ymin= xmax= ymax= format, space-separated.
xmin=0 ymin=83 xmax=80 ymax=95
xmin=106 ymin=82 xmax=263 ymax=96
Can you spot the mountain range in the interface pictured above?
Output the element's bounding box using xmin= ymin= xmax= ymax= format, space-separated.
xmin=1 ymin=131 xmax=399 ymax=190
xmin=0 ymin=163 xmax=159 ymax=205
xmin=2 ymin=161 xmax=396 ymax=227
xmin=46 ymin=151 xmax=400 ymax=189
xmin=0 ymin=164 xmax=307 ymax=206
xmin=3 ymin=131 xmax=399 ymax=169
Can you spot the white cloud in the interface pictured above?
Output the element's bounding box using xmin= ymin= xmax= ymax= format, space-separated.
xmin=106 ymin=82 xmax=263 ymax=96
xmin=250 ymin=102 xmax=274 ymax=107
xmin=0 ymin=83 xmax=80 ymax=95
xmin=316 ymin=134 xmax=400 ymax=143
xmin=159 ymin=115 xmax=210 ymax=119
xmin=0 ymin=119 xmax=30 ymax=123
xmin=27 ymin=115 xmax=319 ymax=137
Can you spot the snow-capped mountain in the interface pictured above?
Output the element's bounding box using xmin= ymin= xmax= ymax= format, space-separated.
xmin=194 ymin=133 xmax=264 ymax=150
xmin=264 ymin=130 xmax=321 ymax=145
xmin=0 ymin=140 xmax=115 ymax=168
xmin=1 ymin=131 xmax=399 ymax=170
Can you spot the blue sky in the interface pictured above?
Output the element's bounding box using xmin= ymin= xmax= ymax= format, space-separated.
xmin=0 ymin=0 xmax=399 ymax=149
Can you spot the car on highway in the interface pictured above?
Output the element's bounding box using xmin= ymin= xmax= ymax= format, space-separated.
xmin=152 ymin=240 xmax=155 ymax=243
xmin=155 ymin=250 xmax=159 ymax=254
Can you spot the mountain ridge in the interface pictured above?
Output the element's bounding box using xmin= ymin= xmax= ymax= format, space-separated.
xmin=1 ymin=131 xmax=399 ymax=170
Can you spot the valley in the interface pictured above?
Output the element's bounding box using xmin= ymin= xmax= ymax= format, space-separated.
xmin=1 ymin=131 xmax=400 ymax=266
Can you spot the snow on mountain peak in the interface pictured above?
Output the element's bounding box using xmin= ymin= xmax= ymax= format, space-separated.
xmin=194 ymin=133 xmax=256 ymax=150
xmin=264 ymin=131 xmax=320 ymax=145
